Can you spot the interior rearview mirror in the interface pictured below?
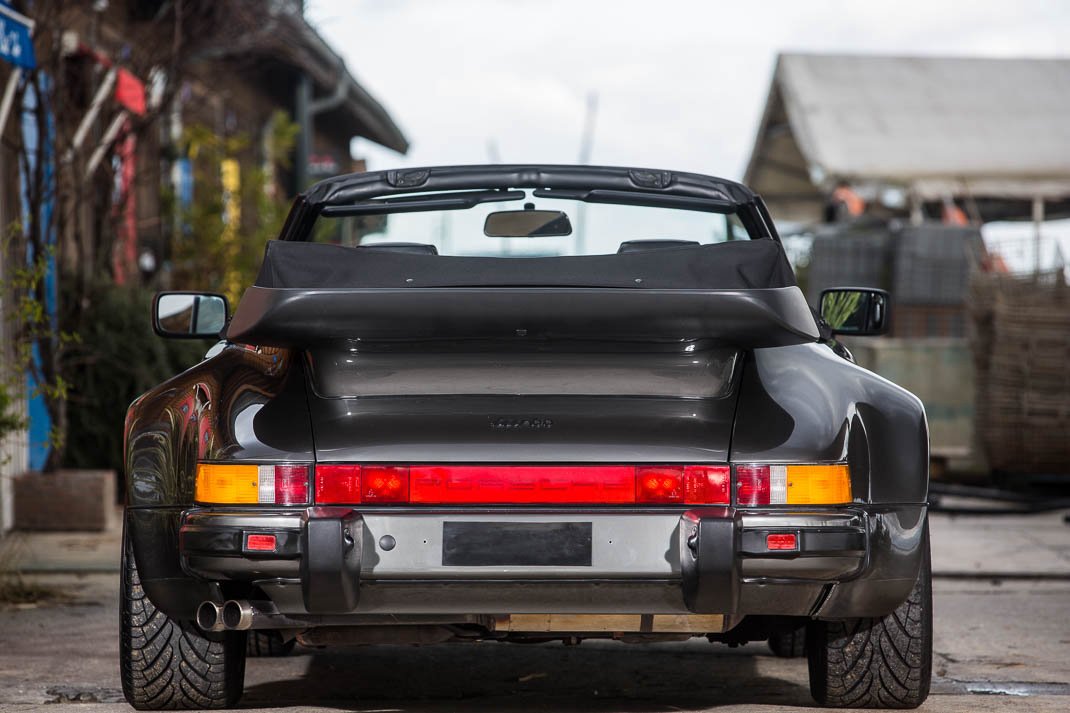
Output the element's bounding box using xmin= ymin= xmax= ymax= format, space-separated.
xmin=153 ymin=292 xmax=230 ymax=339
xmin=819 ymin=287 xmax=890 ymax=337
xmin=484 ymin=209 xmax=573 ymax=237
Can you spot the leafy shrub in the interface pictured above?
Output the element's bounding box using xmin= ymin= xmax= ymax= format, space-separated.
xmin=62 ymin=283 xmax=209 ymax=480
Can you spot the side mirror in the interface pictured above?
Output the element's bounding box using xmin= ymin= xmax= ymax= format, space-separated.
xmin=153 ymin=292 xmax=230 ymax=339
xmin=819 ymin=287 xmax=890 ymax=337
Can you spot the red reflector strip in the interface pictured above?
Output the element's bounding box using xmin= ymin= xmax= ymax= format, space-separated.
xmin=313 ymin=465 xmax=732 ymax=505
xmin=245 ymin=534 xmax=277 ymax=552
xmin=766 ymin=533 xmax=798 ymax=551
xmin=410 ymin=465 xmax=635 ymax=504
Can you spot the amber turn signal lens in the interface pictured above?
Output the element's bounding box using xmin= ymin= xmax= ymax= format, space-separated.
xmin=195 ymin=464 xmax=259 ymax=504
xmin=195 ymin=463 xmax=310 ymax=504
xmin=785 ymin=464 xmax=851 ymax=505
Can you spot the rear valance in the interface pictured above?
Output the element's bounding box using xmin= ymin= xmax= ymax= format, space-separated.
xmin=225 ymin=285 xmax=819 ymax=348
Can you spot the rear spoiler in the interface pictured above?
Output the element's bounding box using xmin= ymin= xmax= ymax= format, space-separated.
xmin=225 ymin=286 xmax=820 ymax=348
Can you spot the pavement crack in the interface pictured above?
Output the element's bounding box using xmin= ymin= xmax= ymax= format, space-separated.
xmin=45 ymin=685 xmax=125 ymax=704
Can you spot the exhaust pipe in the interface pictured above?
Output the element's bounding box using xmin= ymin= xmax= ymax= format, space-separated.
xmin=221 ymin=600 xmax=257 ymax=630
xmin=195 ymin=601 xmax=225 ymax=632
xmin=221 ymin=599 xmax=307 ymax=630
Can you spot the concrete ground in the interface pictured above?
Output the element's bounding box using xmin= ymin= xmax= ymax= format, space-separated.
xmin=0 ymin=510 xmax=1068 ymax=712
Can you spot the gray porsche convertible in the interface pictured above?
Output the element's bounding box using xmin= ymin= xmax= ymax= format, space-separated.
xmin=123 ymin=165 xmax=930 ymax=709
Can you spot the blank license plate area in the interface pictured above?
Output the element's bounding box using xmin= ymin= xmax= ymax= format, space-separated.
xmin=442 ymin=521 xmax=593 ymax=566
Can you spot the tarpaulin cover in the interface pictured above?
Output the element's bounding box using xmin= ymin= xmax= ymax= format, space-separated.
xmin=253 ymin=239 xmax=797 ymax=291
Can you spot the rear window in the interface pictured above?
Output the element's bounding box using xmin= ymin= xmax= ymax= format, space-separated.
xmin=312 ymin=191 xmax=751 ymax=257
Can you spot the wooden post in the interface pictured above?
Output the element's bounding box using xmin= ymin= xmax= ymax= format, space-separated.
xmin=1033 ymin=195 xmax=1044 ymax=277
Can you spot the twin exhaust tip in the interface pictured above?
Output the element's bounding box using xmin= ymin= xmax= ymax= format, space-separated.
xmin=196 ymin=600 xmax=255 ymax=632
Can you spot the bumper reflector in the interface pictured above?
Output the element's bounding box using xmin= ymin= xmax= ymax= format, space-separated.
xmin=195 ymin=463 xmax=310 ymax=505
xmin=313 ymin=464 xmax=731 ymax=505
xmin=245 ymin=533 xmax=277 ymax=552
xmin=766 ymin=533 xmax=798 ymax=550
xmin=735 ymin=463 xmax=851 ymax=506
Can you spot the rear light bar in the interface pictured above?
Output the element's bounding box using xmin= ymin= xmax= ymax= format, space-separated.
xmin=195 ymin=463 xmax=309 ymax=505
xmin=735 ymin=463 xmax=851 ymax=506
xmin=193 ymin=462 xmax=849 ymax=507
xmin=314 ymin=465 xmax=731 ymax=505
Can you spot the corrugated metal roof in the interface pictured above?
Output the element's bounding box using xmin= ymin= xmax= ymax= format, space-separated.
xmin=779 ymin=53 xmax=1070 ymax=181
xmin=745 ymin=53 xmax=1070 ymax=217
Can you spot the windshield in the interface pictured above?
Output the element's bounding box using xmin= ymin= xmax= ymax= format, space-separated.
xmin=312 ymin=191 xmax=751 ymax=257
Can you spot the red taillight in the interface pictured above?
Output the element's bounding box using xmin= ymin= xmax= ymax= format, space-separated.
xmin=362 ymin=465 xmax=409 ymax=503
xmin=636 ymin=467 xmax=684 ymax=502
xmin=274 ymin=464 xmax=310 ymax=505
xmin=736 ymin=464 xmax=771 ymax=506
xmin=245 ymin=533 xmax=277 ymax=552
xmin=313 ymin=465 xmax=731 ymax=505
xmin=315 ymin=464 xmax=361 ymax=504
xmin=767 ymin=533 xmax=797 ymax=551
xmin=636 ymin=466 xmax=731 ymax=504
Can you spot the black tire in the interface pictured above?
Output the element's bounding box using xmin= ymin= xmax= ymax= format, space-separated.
xmin=120 ymin=532 xmax=247 ymax=710
xmin=768 ymin=625 xmax=807 ymax=657
xmin=246 ymin=630 xmax=297 ymax=657
xmin=806 ymin=530 xmax=932 ymax=709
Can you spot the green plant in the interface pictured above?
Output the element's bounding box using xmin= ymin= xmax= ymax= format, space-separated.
xmin=169 ymin=111 xmax=299 ymax=302
xmin=822 ymin=291 xmax=863 ymax=330
xmin=0 ymin=225 xmax=77 ymax=466
xmin=62 ymin=283 xmax=206 ymax=475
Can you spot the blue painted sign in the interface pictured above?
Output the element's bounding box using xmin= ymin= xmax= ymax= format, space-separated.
xmin=21 ymin=75 xmax=53 ymax=469
xmin=0 ymin=4 xmax=34 ymax=69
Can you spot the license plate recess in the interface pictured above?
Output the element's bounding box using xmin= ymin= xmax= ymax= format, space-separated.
xmin=442 ymin=521 xmax=593 ymax=566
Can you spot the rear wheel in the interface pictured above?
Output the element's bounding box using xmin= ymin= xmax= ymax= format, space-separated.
xmin=246 ymin=630 xmax=296 ymax=657
xmin=806 ymin=530 xmax=932 ymax=708
xmin=120 ymin=532 xmax=247 ymax=709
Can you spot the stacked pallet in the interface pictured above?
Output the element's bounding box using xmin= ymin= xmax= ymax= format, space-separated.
xmin=970 ymin=271 xmax=1070 ymax=474
xmin=805 ymin=223 xmax=984 ymax=338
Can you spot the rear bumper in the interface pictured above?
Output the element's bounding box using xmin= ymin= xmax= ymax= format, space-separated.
xmin=172 ymin=503 xmax=926 ymax=622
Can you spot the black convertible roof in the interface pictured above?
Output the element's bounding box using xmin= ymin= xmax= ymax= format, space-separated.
xmin=279 ymin=164 xmax=778 ymax=242
xmin=231 ymin=165 xmax=812 ymax=348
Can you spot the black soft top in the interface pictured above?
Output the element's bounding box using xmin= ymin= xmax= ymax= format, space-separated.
xmin=254 ymin=239 xmax=797 ymax=291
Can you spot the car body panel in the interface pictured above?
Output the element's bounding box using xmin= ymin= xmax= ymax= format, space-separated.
xmin=731 ymin=343 xmax=929 ymax=503
xmin=124 ymin=164 xmax=928 ymax=631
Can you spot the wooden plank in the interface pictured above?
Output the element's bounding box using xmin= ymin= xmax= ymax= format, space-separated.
xmin=499 ymin=614 xmax=724 ymax=633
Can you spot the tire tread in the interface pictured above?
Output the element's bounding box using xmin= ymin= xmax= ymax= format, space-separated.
xmin=807 ymin=532 xmax=932 ymax=709
xmin=120 ymin=537 xmax=246 ymax=710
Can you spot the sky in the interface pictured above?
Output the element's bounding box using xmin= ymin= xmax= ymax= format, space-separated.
xmin=306 ymin=0 xmax=1070 ymax=181
xmin=306 ymin=0 xmax=1070 ymax=266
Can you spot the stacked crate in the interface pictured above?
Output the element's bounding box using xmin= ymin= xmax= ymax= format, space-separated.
xmin=970 ymin=271 xmax=1070 ymax=474
xmin=804 ymin=225 xmax=893 ymax=305
xmin=807 ymin=222 xmax=985 ymax=468
xmin=892 ymin=226 xmax=983 ymax=337
xmin=806 ymin=222 xmax=984 ymax=337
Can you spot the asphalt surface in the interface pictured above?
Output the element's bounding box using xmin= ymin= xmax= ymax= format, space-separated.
xmin=0 ymin=512 xmax=1068 ymax=712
